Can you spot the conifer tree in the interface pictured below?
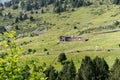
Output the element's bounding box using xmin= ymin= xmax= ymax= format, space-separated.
xmin=57 ymin=60 xmax=76 ymax=80
xmin=58 ymin=53 xmax=67 ymax=63
xmin=44 ymin=66 xmax=58 ymax=80
xmin=21 ymin=65 xmax=31 ymax=79
xmin=93 ymin=57 xmax=109 ymax=80
xmin=77 ymin=56 xmax=95 ymax=80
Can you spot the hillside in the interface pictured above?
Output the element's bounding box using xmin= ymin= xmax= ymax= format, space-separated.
xmin=0 ymin=0 xmax=120 ymax=79
xmin=0 ymin=0 xmax=120 ymax=66
xmin=15 ymin=5 xmax=120 ymax=69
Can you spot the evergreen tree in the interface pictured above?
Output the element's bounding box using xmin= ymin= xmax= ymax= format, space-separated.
xmin=34 ymin=2 xmax=40 ymax=10
xmin=41 ymin=8 xmax=44 ymax=13
xmin=57 ymin=62 xmax=69 ymax=80
xmin=20 ymin=1 xmax=25 ymax=10
xmin=30 ymin=16 xmax=35 ymax=21
xmin=15 ymin=25 xmax=20 ymax=30
xmin=19 ymin=13 xmax=23 ymax=21
xmin=0 ymin=3 xmax=3 ymax=7
xmin=15 ymin=17 xmax=19 ymax=23
xmin=77 ymin=56 xmax=95 ymax=80
xmin=4 ymin=1 xmax=12 ymax=7
xmin=67 ymin=60 xmax=76 ymax=80
xmin=57 ymin=60 xmax=76 ymax=80
xmin=23 ymin=14 xmax=28 ymax=20
xmin=26 ymin=3 xmax=32 ymax=11
xmin=44 ymin=65 xmax=58 ymax=80
xmin=21 ymin=65 xmax=31 ymax=79
xmin=0 ymin=10 xmax=3 ymax=16
xmin=7 ymin=12 xmax=12 ymax=19
xmin=113 ymin=0 xmax=120 ymax=4
xmin=93 ymin=57 xmax=109 ymax=80
xmin=58 ymin=53 xmax=67 ymax=63
xmin=12 ymin=4 xmax=18 ymax=9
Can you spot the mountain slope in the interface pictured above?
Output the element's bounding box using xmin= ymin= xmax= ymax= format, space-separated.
xmin=0 ymin=0 xmax=120 ymax=69
xmin=15 ymin=5 xmax=120 ymax=69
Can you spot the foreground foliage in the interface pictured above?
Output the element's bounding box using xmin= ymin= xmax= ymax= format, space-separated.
xmin=0 ymin=31 xmax=47 ymax=80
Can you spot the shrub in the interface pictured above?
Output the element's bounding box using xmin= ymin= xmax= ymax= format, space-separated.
xmin=47 ymin=52 xmax=49 ymax=55
xmin=28 ymin=48 xmax=32 ymax=53
xmin=12 ymin=4 xmax=18 ymax=9
xmin=44 ymin=48 xmax=48 ymax=52
xmin=58 ymin=53 xmax=67 ymax=63
xmin=27 ymin=48 xmax=36 ymax=54
xmin=30 ymin=16 xmax=35 ymax=21
xmin=74 ymin=26 xmax=77 ymax=29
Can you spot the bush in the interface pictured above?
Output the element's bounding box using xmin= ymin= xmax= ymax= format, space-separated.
xmin=12 ymin=4 xmax=18 ymax=9
xmin=27 ymin=48 xmax=36 ymax=54
xmin=58 ymin=53 xmax=67 ymax=63
xmin=30 ymin=16 xmax=35 ymax=21
xmin=47 ymin=52 xmax=49 ymax=55
xmin=44 ymin=48 xmax=48 ymax=52
xmin=74 ymin=26 xmax=77 ymax=29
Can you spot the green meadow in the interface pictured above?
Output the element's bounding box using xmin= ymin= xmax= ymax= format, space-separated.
xmin=15 ymin=5 xmax=120 ymax=70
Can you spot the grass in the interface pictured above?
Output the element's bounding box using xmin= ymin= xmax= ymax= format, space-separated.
xmin=5 ymin=5 xmax=120 ymax=70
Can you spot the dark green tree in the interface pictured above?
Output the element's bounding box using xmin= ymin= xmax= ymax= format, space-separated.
xmin=21 ymin=65 xmax=31 ymax=80
xmin=20 ymin=1 xmax=25 ymax=10
xmin=34 ymin=2 xmax=40 ymax=10
xmin=23 ymin=14 xmax=28 ymax=20
xmin=77 ymin=56 xmax=95 ymax=80
xmin=58 ymin=53 xmax=67 ymax=63
xmin=44 ymin=65 xmax=58 ymax=80
xmin=26 ymin=3 xmax=32 ymax=11
xmin=66 ymin=60 xmax=76 ymax=80
xmin=57 ymin=60 xmax=76 ymax=80
xmin=7 ymin=12 xmax=12 ymax=19
xmin=15 ymin=25 xmax=20 ymax=30
xmin=41 ymin=8 xmax=44 ymax=13
xmin=12 ymin=4 xmax=18 ymax=9
xmin=15 ymin=17 xmax=19 ymax=23
xmin=0 ymin=10 xmax=3 ymax=16
xmin=30 ymin=16 xmax=35 ymax=21
xmin=4 ymin=1 xmax=12 ymax=7
xmin=19 ymin=14 xmax=23 ymax=21
xmin=113 ymin=0 xmax=120 ymax=4
xmin=57 ymin=62 xmax=69 ymax=80
xmin=93 ymin=57 xmax=109 ymax=80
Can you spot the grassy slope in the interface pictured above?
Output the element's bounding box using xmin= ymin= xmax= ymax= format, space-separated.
xmin=17 ymin=5 xmax=120 ymax=69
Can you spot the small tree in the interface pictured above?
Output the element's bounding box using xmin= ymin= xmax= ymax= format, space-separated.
xmin=57 ymin=60 xmax=76 ymax=80
xmin=12 ymin=4 xmax=18 ymax=9
xmin=7 ymin=12 xmax=12 ymax=19
xmin=0 ymin=31 xmax=47 ymax=80
xmin=21 ymin=65 xmax=31 ymax=79
xmin=23 ymin=14 xmax=28 ymax=20
xmin=15 ymin=25 xmax=20 ymax=30
xmin=0 ymin=31 xmax=23 ymax=79
xmin=58 ymin=53 xmax=67 ymax=63
xmin=0 ymin=11 xmax=3 ymax=16
xmin=15 ymin=17 xmax=19 ymax=23
xmin=44 ymin=66 xmax=58 ymax=80
xmin=30 ymin=16 xmax=35 ymax=21
xmin=41 ymin=8 xmax=44 ymax=13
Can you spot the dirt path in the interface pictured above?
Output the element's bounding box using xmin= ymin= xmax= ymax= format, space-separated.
xmin=92 ymin=29 xmax=120 ymax=34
